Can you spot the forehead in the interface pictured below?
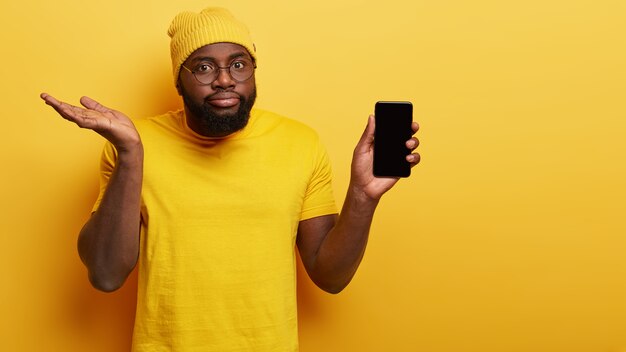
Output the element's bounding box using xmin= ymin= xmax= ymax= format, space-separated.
xmin=186 ymin=42 xmax=252 ymax=63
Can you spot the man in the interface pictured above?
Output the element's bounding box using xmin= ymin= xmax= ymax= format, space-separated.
xmin=40 ymin=7 xmax=420 ymax=351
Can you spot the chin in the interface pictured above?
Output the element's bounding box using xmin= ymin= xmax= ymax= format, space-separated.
xmin=210 ymin=105 xmax=240 ymax=115
xmin=181 ymin=86 xmax=257 ymax=137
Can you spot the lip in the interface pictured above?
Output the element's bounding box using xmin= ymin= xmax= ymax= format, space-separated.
xmin=206 ymin=93 xmax=240 ymax=108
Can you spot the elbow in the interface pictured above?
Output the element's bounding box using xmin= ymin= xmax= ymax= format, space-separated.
xmin=307 ymin=265 xmax=357 ymax=294
xmin=89 ymin=273 xmax=124 ymax=292
xmin=87 ymin=267 xmax=132 ymax=293
xmin=92 ymin=281 xmax=123 ymax=293
xmin=313 ymin=277 xmax=351 ymax=295
xmin=321 ymin=285 xmax=345 ymax=295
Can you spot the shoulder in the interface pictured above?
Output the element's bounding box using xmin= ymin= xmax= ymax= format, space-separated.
xmin=130 ymin=110 xmax=187 ymax=146
xmin=133 ymin=110 xmax=183 ymax=133
xmin=250 ymin=108 xmax=320 ymax=142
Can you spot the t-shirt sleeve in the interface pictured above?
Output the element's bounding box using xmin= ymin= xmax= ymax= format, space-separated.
xmin=300 ymin=136 xmax=338 ymax=220
xmin=91 ymin=141 xmax=118 ymax=212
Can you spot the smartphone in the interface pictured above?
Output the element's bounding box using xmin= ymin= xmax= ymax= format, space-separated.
xmin=373 ymin=101 xmax=413 ymax=178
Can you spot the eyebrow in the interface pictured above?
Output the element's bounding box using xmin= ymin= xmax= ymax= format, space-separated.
xmin=189 ymin=52 xmax=251 ymax=64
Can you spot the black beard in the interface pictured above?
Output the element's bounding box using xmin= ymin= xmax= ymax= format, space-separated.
xmin=182 ymin=87 xmax=257 ymax=138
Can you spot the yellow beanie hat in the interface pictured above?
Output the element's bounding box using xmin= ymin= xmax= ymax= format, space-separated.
xmin=167 ymin=7 xmax=256 ymax=85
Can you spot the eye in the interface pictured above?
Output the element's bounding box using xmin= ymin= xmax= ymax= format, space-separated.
xmin=231 ymin=61 xmax=246 ymax=70
xmin=196 ymin=63 xmax=214 ymax=73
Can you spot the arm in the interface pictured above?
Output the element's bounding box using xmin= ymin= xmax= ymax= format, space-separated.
xmin=41 ymin=93 xmax=143 ymax=292
xmin=297 ymin=115 xmax=420 ymax=294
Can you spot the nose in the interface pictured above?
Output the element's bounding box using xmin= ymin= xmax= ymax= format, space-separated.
xmin=211 ymin=67 xmax=236 ymax=89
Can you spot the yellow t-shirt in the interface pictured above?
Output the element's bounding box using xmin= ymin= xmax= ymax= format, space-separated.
xmin=94 ymin=109 xmax=337 ymax=351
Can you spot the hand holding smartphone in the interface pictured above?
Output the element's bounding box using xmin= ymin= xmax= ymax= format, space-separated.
xmin=373 ymin=101 xmax=413 ymax=178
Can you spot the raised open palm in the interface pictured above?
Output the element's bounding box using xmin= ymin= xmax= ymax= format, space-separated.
xmin=40 ymin=93 xmax=141 ymax=152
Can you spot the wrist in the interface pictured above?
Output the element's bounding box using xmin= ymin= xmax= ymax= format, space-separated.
xmin=117 ymin=143 xmax=144 ymax=166
xmin=346 ymin=184 xmax=379 ymax=213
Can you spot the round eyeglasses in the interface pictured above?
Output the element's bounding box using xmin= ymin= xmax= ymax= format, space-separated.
xmin=181 ymin=59 xmax=256 ymax=85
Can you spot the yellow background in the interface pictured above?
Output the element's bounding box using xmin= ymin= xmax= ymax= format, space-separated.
xmin=1 ymin=0 xmax=625 ymax=351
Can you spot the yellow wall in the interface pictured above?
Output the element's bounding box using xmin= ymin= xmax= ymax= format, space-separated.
xmin=1 ymin=0 xmax=625 ymax=351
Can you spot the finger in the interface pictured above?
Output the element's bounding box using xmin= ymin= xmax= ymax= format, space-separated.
xmin=40 ymin=93 xmax=64 ymax=108
xmin=406 ymin=152 xmax=421 ymax=166
xmin=412 ymin=121 xmax=420 ymax=133
xmin=80 ymin=96 xmax=112 ymax=114
xmin=355 ymin=114 xmax=375 ymax=154
xmin=41 ymin=93 xmax=82 ymax=116
xmin=56 ymin=105 xmax=102 ymax=129
xmin=41 ymin=94 xmax=85 ymax=120
xmin=41 ymin=94 xmax=104 ymax=128
xmin=406 ymin=137 xmax=420 ymax=150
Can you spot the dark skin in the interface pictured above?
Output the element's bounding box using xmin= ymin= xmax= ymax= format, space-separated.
xmin=176 ymin=43 xmax=257 ymax=137
xmin=40 ymin=43 xmax=420 ymax=293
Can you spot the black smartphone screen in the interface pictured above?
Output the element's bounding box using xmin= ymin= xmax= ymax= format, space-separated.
xmin=373 ymin=101 xmax=412 ymax=178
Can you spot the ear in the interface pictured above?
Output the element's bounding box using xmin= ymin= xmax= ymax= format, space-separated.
xmin=175 ymin=79 xmax=182 ymax=96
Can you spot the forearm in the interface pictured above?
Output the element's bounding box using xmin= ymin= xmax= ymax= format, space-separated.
xmin=78 ymin=147 xmax=143 ymax=292
xmin=311 ymin=186 xmax=379 ymax=293
xmin=300 ymin=114 xmax=419 ymax=294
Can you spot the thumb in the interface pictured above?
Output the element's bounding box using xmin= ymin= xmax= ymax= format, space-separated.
xmin=80 ymin=96 xmax=112 ymax=113
xmin=355 ymin=114 xmax=375 ymax=154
